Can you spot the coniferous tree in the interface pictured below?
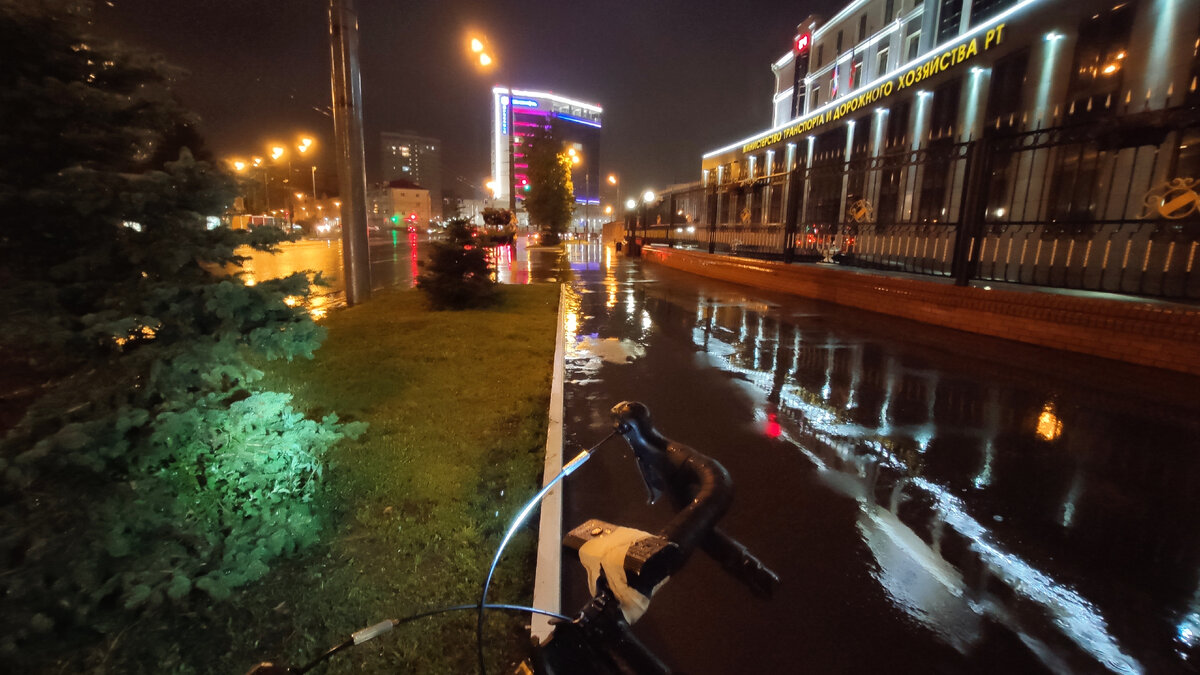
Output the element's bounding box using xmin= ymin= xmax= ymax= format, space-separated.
xmin=0 ymin=1 xmax=361 ymax=659
xmin=418 ymin=219 xmax=499 ymax=309
xmin=524 ymin=125 xmax=574 ymax=245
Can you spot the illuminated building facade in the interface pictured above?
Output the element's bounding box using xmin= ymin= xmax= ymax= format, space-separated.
xmin=381 ymin=132 xmax=442 ymax=218
xmin=367 ymin=179 xmax=431 ymax=231
xmin=491 ymin=88 xmax=603 ymax=227
xmin=671 ymin=0 xmax=1200 ymax=300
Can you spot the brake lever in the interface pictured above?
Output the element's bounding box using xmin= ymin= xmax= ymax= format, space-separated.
xmin=615 ymin=419 xmax=668 ymax=505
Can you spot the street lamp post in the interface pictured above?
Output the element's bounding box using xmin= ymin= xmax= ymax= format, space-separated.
xmin=329 ymin=0 xmax=372 ymax=305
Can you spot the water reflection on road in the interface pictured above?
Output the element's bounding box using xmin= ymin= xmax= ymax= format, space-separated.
xmin=560 ymin=241 xmax=1200 ymax=674
xmin=236 ymin=235 xmax=567 ymax=315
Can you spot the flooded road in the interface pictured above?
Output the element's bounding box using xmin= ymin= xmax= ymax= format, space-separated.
xmin=560 ymin=242 xmax=1200 ymax=674
xmin=235 ymin=235 xmax=566 ymax=313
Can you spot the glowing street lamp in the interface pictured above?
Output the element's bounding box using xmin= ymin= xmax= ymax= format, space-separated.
xmin=230 ymin=159 xmax=247 ymax=173
xmin=479 ymin=53 xmax=492 ymax=67
xmin=470 ymin=37 xmax=484 ymax=53
xmin=625 ymin=198 xmax=637 ymax=210
xmin=270 ymin=145 xmax=286 ymax=161
xmin=607 ymin=174 xmax=617 ymax=185
xmin=643 ymin=190 xmax=656 ymax=204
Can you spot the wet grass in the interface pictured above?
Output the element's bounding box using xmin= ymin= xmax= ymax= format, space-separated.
xmin=91 ymin=284 xmax=560 ymax=674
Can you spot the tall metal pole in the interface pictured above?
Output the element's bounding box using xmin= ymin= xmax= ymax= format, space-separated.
xmin=329 ymin=0 xmax=372 ymax=305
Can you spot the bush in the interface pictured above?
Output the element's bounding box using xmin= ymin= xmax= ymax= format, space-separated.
xmin=417 ymin=219 xmax=500 ymax=309
xmin=0 ymin=2 xmax=364 ymax=662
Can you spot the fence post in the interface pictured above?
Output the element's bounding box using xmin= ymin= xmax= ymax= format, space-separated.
xmin=952 ymin=140 xmax=990 ymax=286
xmin=667 ymin=194 xmax=677 ymax=248
xmin=782 ymin=161 xmax=803 ymax=263
xmin=710 ymin=185 xmax=721 ymax=254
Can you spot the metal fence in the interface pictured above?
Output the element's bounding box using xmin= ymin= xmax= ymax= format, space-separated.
xmin=636 ymin=107 xmax=1200 ymax=300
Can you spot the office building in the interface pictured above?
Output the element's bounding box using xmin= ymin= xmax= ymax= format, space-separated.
xmin=490 ymin=88 xmax=603 ymax=230
xmin=381 ymin=133 xmax=442 ymax=218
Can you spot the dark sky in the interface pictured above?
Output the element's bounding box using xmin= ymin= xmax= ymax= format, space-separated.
xmin=91 ymin=0 xmax=842 ymax=200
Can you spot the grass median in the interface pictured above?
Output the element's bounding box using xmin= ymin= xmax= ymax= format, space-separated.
xmin=130 ymin=283 xmax=561 ymax=674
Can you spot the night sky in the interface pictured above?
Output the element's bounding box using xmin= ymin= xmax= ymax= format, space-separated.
xmin=92 ymin=0 xmax=842 ymax=201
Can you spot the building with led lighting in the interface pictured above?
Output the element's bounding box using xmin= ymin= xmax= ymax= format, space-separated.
xmin=691 ymin=0 xmax=1199 ymax=277
xmin=381 ymin=132 xmax=442 ymax=218
xmin=711 ymin=0 xmax=1199 ymax=176
xmin=491 ymin=88 xmax=603 ymax=231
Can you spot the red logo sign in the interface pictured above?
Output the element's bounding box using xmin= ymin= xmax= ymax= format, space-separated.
xmin=795 ymin=33 xmax=810 ymax=53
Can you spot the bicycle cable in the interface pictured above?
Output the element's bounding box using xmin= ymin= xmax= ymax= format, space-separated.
xmin=292 ymin=603 xmax=571 ymax=674
xmin=475 ymin=429 xmax=620 ymax=675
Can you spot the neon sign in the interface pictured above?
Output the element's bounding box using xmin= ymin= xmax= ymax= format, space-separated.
xmin=511 ymin=98 xmax=539 ymax=108
xmin=795 ymin=32 xmax=810 ymax=53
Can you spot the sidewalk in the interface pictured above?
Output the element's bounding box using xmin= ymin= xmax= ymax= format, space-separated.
xmin=641 ymin=245 xmax=1200 ymax=376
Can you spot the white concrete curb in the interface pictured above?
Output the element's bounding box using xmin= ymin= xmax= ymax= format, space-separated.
xmin=530 ymin=283 xmax=567 ymax=642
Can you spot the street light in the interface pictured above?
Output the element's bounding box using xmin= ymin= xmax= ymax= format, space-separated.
xmin=625 ymin=198 xmax=637 ymax=210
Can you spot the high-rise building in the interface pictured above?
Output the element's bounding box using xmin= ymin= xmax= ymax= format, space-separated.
xmin=380 ymin=132 xmax=442 ymax=218
xmin=490 ymin=88 xmax=603 ymax=231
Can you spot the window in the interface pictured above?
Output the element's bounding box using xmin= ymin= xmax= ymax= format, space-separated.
xmin=876 ymin=47 xmax=890 ymax=77
xmin=817 ymin=44 xmax=824 ymax=68
xmin=1065 ymin=2 xmax=1136 ymax=118
xmin=851 ymin=53 xmax=865 ymax=89
xmin=905 ymin=22 xmax=922 ymax=61
xmin=836 ymin=30 xmax=843 ymax=52
xmin=885 ymin=0 xmax=896 ymax=22
xmin=859 ymin=15 xmax=868 ymax=41
xmin=936 ymin=0 xmax=963 ymax=44
xmin=969 ymin=0 xmax=1018 ymax=29
xmin=811 ymin=85 xmax=821 ymax=108
xmin=985 ymin=47 xmax=1029 ymax=126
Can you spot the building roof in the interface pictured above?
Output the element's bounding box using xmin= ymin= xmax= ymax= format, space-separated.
xmin=384 ymin=179 xmax=427 ymax=190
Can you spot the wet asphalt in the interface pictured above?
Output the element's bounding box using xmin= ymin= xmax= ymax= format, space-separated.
xmin=247 ymin=236 xmax=1200 ymax=673
xmin=556 ymin=241 xmax=1200 ymax=674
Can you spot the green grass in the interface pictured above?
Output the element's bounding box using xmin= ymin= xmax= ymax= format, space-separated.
xmin=101 ymin=284 xmax=560 ymax=674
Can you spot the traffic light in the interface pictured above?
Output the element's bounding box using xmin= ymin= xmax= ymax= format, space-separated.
xmin=390 ymin=214 xmax=400 ymax=225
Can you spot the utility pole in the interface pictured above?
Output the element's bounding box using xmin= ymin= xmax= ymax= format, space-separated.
xmin=328 ymin=0 xmax=372 ymax=305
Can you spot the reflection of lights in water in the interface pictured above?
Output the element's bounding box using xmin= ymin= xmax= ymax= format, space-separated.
xmin=1179 ymin=611 xmax=1199 ymax=653
xmin=308 ymin=295 xmax=329 ymax=320
xmin=691 ymin=321 xmax=1141 ymax=674
xmin=973 ymin=440 xmax=995 ymax=489
xmin=1036 ymin=402 xmax=1063 ymax=441
xmin=409 ymin=233 xmax=420 ymax=287
xmin=641 ymin=309 xmax=652 ymax=333
xmin=1059 ymin=472 xmax=1083 ymax=528
xmin=765 ymin=411 xmax=782 ymax=438
xmin=565 ymin=310 xmax=578 ymax=342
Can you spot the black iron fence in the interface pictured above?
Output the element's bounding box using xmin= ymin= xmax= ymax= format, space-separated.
xmin=636 ymin=107 xmax=1200 ymax=300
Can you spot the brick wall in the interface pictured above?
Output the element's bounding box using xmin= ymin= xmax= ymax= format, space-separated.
xmin=643 ymin=247 xmax=1200 ymax=377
